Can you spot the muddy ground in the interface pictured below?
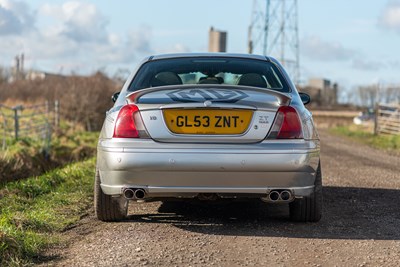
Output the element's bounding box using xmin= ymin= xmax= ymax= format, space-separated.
xmin=39 ymin=130 xmax=400 ymax=266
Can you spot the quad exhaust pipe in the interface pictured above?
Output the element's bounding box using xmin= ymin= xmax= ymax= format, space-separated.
xmin=264 ymin=190 xmax=293 ymax=203
xmin=269 ymin=191 xmax=280 ymax=201
xmin=280 ymin=190 xmax=291 ymax=201
xmin=123 ymin=188 xmax=292 ymax=202
xmin=134 ymin=189 xmax=146 ymax=199
xmin=123 ymin=188 xmax=146 ymax=200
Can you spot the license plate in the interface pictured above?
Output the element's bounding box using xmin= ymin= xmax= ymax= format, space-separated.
xmin=163 ymin=109 xmax=253 ymax=135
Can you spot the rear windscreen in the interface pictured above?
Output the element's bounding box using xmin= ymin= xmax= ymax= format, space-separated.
xmin=128 ymin=57 xmax=290 ymax=92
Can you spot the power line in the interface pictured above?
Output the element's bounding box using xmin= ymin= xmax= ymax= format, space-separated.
xmin=248 ymin=0 xmax=300 ymax=84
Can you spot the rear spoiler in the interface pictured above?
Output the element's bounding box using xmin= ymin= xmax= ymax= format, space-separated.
xmin=126 ymin=84 xmax=291 ymax=106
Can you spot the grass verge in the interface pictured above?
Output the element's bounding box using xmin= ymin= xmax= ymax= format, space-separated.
xmin=330 ymin=125 xmax=400 ymax=152
xmin=0 ymin=158 xmax=95 ymax=266
xmin=0 ymin=129 xmax=98 ymax=184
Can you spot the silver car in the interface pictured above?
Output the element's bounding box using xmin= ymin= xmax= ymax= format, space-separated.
xmin=94 ymin=53 xmax=322 ymax=222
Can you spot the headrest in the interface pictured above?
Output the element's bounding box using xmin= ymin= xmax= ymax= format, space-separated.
xmin=237 ymin=73 xmax=267 ymax=88
xmin=151 ymin=72 xmax=182 ymax=87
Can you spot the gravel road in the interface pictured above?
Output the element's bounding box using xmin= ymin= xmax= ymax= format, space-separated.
xmin=40 ymin=130 xmax=400 ymax=266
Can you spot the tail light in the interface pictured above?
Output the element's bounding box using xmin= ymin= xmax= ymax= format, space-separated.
xmin=113 ymin=104 xmax=140 ymax=138
xmin=268 ymin=106 xmax=303 ymax=139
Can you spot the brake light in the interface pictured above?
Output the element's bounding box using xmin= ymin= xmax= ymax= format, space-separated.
xmin=113 ymin=104 xmax=140 ymax=138
xmin=268 ymin=106 xmax=303 ymax=139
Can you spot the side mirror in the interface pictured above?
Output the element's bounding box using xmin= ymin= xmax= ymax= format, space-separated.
xmin=111 ymin=92 xmax=120 ymax=103
xmin=299 ymin=92 xmax=311 ymax=105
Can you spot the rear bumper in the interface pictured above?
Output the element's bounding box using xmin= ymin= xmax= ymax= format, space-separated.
xmin=97 ymin=139 xmax=320 ymax=198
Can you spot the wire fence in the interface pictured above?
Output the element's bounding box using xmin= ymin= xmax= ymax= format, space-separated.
xmin=0 ymin=101 xmax=59 ymax=154
xmin=374 ymin=103 xmax=400 ymax=135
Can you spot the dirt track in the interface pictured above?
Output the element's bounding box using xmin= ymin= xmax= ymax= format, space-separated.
xmin=40 ymin=130 xmax=400 ymax=266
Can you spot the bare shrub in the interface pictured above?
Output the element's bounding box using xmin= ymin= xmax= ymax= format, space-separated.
xmin=0 ymin=71 xmax=119 ymax=131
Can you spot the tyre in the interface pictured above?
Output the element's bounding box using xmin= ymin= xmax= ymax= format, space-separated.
xmin=289 ymin=162 xmax=322 ymax=222
xmin=94 ymin=168 xmax=128 ymax=221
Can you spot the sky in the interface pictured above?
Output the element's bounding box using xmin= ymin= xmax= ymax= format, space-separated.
xmin=0 ymin=0 xmax=400 ymax=91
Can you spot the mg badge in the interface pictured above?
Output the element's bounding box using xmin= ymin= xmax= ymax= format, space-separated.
xmin=204 ymin=100 xmax=212 ymax=107
xmin=167 ymin=88 xmax=249 ymax=103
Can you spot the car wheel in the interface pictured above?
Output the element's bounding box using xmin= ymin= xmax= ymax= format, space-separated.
xmin=289 ymin=162 xmax=322 ymax=222
xmin=94 ymin=168 xmax=128 ymax=222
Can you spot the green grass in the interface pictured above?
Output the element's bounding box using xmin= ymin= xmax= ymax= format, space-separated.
xmin=330 ymin=125 xmax=400 ymax=151
xmin=0 ymin=129 xmax=98 ymax=184
xmin=51 ymin=130 xmax=98 ymax=163
xmin=0 ymin=158 xmax=95 ymax=266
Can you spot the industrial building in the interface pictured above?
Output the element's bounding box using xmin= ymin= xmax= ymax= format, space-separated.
xmin=208 ymin=27 xmax=227 ymax=52
xmin=299 ymin=78 xmax=338 ymax=107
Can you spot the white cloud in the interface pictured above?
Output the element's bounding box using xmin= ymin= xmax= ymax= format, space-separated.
xmin=126 ymin=26 xmax=153 ymax=54
xmin=352 ymin=59 xmax=385 ymax=71
xmin=0 ymin=0 xmax=35 ymax=35
xmin=0 ymin=1 xmax=155 ymax=74
xmin=40 ymin=1 xmax=108 ymax=43
xmin=38 ymin=1 xmax=149 ymax=64
xmin=379 ymin=1 xmax=400 ymax=32
xmin=301 ymin=35 xmax=356 ymax=61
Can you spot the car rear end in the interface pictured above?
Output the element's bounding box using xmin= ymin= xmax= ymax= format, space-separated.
xmin=95 ymin=54 xmax=322 ymax=222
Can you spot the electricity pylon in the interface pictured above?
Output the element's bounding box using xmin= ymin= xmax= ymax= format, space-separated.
xmin=248 ymin=0 xmax=300 ymax=84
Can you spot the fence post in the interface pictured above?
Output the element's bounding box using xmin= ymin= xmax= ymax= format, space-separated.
xmin=1 ymin=111 xmax=5 ymax=150
xmin=54 ymin=100 xmax=60 ymax=129
xmin=374 ymin=103 xmax=379 ymax=135
xmin=12 ymin=105 xmax=23 ymax=140
xmin=45 ymin=100 xmax=49 ymax=117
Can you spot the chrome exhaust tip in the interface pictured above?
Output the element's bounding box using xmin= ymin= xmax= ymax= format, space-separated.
xmin=134 ymin=189 xmax=146 ymax=200
xmin=123 ymin=188 xmax=135 ymax=199
xmin=280 ymin=190 xmax=292 ymax=201
xmin=269 ymin=191 xmax=280 ymax=202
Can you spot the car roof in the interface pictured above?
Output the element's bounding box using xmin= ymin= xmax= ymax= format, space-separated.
xmin=150 ymin=53 xmax=270 ymax=61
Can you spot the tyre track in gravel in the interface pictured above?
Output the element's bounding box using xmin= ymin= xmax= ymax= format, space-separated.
xmin=40 ymin=130 xmax=400 ymax=267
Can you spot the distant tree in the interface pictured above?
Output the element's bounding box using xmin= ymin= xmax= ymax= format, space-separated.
xmin=358 ymin=84 xmax=380 ymax=107
xmin=358 ymin=84 xmax=400 ymax=106
xmin=0 ymin=70 xmax=118 ymax=131
xmin=0 ymin=66 xmax=10 ymax=84
xmin=339 ymin=86 xmax=357 ymax=105
xmin=384 ymin=86 xmax=400 ymax=104
xmin=113 ymin=68 xmax=131 ymax=85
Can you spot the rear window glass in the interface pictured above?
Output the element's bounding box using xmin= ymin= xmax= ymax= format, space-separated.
xmin=128 ymin=57 xmax=289 ymax=92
